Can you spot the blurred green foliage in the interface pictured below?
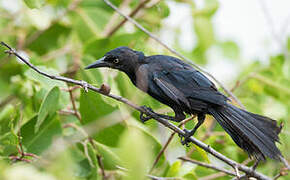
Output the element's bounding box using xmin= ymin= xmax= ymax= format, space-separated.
xmin=0 ymin=0 xmax=289 ymax=180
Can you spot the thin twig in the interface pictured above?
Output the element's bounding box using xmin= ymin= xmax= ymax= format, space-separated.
xmin=82 ymin=140 xmax=95 ymax=167
xmin=116 ymin=165 xmax=181 ymax=180
xmin=68 ymin=85 xmax=82 ymax=122
xmin=0 ymin=95 xmax=15 ymax=108
xmin=103 ymin=0 xmax=245 ymax=109
xmin=179 ymin=157 xmax=236 ymax=177
xmin=147 ymin=175 xmax=181 ymax=180
xmin=97 ymin=155 xmax=107 ymax=180
xmin=0 ymin=42 xmax=272 ymax=180
xmin=199 ymin=172 xmax=227 ymax=180
xmin=9 ymin=113 xmax=39 ymax=163
xmin=105 ymin=0 xmax=151 ymax=37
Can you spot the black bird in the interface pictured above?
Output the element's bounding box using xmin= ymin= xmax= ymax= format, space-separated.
xmin=85 ymin=47 xmax=282 ymax=160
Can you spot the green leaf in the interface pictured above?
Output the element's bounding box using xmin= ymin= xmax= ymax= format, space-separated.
xmin=87 ymin=143 xmax=99 ymax=180
xmin=166 ymin=161 xmax=181 ymax=177
xmin=128 ymin=121 xmax=169 ymax=171
xmin=21 ymin=114 xmax=62 ymax=155
xmin=24 ymin=0 xmax=45 ymax=9
xmin=25 ymin=66 xmax=69 ymax=109
xmin=79 ymin=90 xmax=118 ymax=125
xmin=93 ymin=141 xmax=121 ymax=170
xmin=35 ymin=86 xmax=60 ymax=133
xmin=118 ymin=128 xmax=153 ymax=180
xmin=87 ymin=142 xmax=98 ymax=167
xmin=0 ymin=132 xmax=18 ymax=156
xmin=194 ymin=16 xmax=214 ymax=51
xmin=192 ymin=0 xmax=219 ymax=17
xmin=194 ymin=145 xmax=210 ymax=163
xmin=219 ymin=41 xmax=240 ymax=60
xmin=0 ymin=105 xmax=15 ymax=135
xmin=183 ymin=170 xmax=198 ymax=180
xmin=28 ymin=23 xmax=71 ymax=55
xmin=83 ymin=33 xmax=143 ymax=58
xmin=93 ymin=123 xmax=126 ymax=147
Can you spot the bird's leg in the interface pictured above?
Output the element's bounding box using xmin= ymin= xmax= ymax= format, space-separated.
xmin=252 ymin=159 xmax=261 ymax=170
xmin=157 ymin=112 xmax=185 ymax=122
xmin=140 ymin=106 xmax=159 ymax=123
xmin=180 ymin=113 xmax=205 ymax=146
xmin=139 ymin=106 xmax=185 ymax=123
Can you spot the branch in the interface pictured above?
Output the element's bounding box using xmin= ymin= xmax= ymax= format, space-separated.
xmin=199 ymin=172 xmax=227 ymax=180
xmin=105 ymin=0 xmax=151 ymax=37
xmin=102 ymin=0 xmax=245 ymax=110
xmin=179 ymin=157 xmax=236 ymax=177
xmin=67 ymin=85 xmax=82 ymax=122
xmin=1 ymin=42 xmax=271 ymax=180
xmin=116 ymin=165 xmax=181 ymax=180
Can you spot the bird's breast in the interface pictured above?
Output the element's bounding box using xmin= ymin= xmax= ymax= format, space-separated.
xmin=135 ymin=65 xmax=149 ymax=92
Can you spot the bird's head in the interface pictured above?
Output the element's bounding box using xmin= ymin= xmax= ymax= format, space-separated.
xmin=85 ymin=47 xmax=145 ymax=74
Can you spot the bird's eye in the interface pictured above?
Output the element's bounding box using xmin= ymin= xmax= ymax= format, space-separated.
xmin=113 ymin=58 xmax=119 ymax=64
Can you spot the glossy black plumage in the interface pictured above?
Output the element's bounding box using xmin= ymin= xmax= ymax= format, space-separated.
xmin=85 ymin=47 xmax=282 ymax=160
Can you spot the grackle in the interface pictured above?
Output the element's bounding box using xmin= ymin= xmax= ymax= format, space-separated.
xmin=85 ymin=47 xmax=282 ymax=160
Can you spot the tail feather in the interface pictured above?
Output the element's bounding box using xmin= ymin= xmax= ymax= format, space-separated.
xmin=209 ymin=103 xmax=282 ymax=160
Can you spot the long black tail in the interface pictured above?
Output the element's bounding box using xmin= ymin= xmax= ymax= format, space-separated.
xmin=208 ymin=103 xmax=282 ymax=160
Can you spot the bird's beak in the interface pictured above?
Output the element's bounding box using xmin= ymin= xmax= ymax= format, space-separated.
xmin=85 ymin=56 xmax=108 ymax=69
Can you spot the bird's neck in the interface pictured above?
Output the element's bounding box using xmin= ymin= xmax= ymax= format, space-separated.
xmin=125 ymin=69 xmax=138 ymax=85
xmin=125 ymin=54 xmax=147 ymax=85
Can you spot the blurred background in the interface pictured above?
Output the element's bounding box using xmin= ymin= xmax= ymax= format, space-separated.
xmin=0 ymin=0 xmax=289 ymax=179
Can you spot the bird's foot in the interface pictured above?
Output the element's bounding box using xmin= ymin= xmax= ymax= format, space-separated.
xmin=139 ymin=106 xmax=155 ymax=123
xmin=179 ymin=129 xmax=193 ymax=147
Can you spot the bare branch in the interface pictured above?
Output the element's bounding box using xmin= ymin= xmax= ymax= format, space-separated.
xmin=105 ymin=0 xmax=151 ymax=37
xmin=97 ymin=155 xmax=107 ymax=180
xmin=68 ymin=85 xmax=82 ymax=122
xmin=1 ymin=42 xmax=272 ymax=180
xmin=199 ymin=172 xmax=227 ymax=180
xmin=179 ymin=157 xmax=236 ymax=176
xmin=102 ymin=0 xmax=245 ymax=109
xmin=147 ymin=175 xmax=182 ymax=180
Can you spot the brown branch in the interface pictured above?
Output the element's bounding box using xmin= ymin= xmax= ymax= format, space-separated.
xmin=116 ymin=165 xmax=181 ymax=180
xmin=10 ymin=115 xmax=39 ymax=163
xmin=0 ymin=95 xmax=15 ymax=108
xmin=273 ymin=167 xmax=289 ymax=180
xmin=68 ymin=85 xmax=82 ymax=122
xmin=147 ymin=175 xmax=182 ymax=180
xmin=103 ymin=0 xmax=245 ymax=110
xmin=179 ymin=157 xmax=236 ymax=177
xmin=199 ymin=172 xmax=227 ymax=180
xmin=1 ymin=41 xmax=273 ymax=180
xmin=97 ymin=155 xmax=107 ymax=180
xmin=105 ymin=0 xmax=151 ymax=37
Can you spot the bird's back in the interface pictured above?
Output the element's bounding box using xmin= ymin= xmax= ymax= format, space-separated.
xmin=142 ymin=55 xmax=228 ymax=112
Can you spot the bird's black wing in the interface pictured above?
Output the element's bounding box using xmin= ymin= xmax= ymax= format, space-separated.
xmin=151 ymin=60 xmax=228 ymax=110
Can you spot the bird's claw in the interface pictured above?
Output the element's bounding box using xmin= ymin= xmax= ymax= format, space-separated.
xmin=140 ymin=106 xmax=154 ymax=123
xmin=179 ymin=129 xmax=192 ymax=147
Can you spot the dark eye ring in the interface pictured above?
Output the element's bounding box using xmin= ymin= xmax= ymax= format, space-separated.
xmin=113 ymin=58 xmax=119 ymax=64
